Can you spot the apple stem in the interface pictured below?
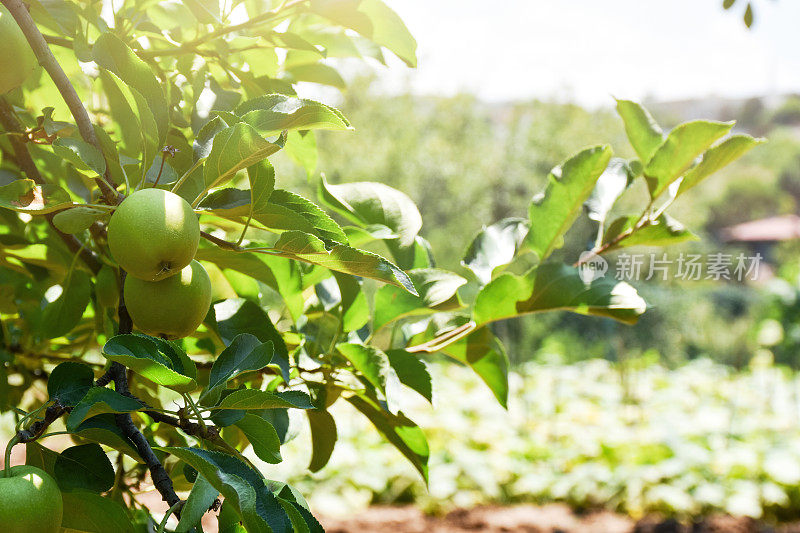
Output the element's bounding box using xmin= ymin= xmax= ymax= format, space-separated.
xmin=3 ymin=435 xmax=20 ymax=478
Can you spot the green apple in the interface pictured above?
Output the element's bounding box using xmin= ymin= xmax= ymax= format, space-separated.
xmin=124 ymin=260 xmax=212 ymax=339
xmin=107 ymin=188 xmax=200 ymax=281
xmin=0 ymin=465 xmax=63 ymax=533
xmin=0 ymin=7 xmax=37 ymax=94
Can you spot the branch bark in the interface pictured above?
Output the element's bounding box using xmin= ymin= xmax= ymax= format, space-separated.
xmin=0 ymin=97 xmax=103 ymax=274
xmin=0 ymin=0 xmax=120 ymax=205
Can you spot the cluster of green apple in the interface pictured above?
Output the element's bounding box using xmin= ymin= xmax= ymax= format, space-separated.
xmin=105 ymin=188 xmax=212 ymax=339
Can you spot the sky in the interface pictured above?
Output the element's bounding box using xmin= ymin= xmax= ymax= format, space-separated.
xmin=371 ymin=0 xmax=800 ymax=107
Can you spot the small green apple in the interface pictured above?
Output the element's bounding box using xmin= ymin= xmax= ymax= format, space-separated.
xmin=107 ymin=188 xmax=200 ymax=281
xmin=0 ymin=7 xmax=37 ymax=94
xmin=124 ymin=260 xmax=212 ymax=339
xmin=0 ymin=465 xmax=63 ymax=533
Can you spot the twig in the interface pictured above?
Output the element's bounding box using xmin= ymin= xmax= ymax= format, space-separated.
xmin=0 ymin=97 xmax=103 ymax=274
xmin=0 ymin=0 xmax=120 ymax=205
xmin=137 ymin=0 xmax=308 ymax=58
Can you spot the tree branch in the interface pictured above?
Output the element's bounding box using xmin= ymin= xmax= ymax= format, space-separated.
xmin=137 ymin=0 xmax=308 ymax=58
xmin=0 ymin=97 xmax=103 ymax=274
xmin=0 ymin=0 xmax=120 ymax=205
xmin=106 ymin=272 xmax=181 ymax=515
xmin=15 ymin=401 xmax=67 ymax=443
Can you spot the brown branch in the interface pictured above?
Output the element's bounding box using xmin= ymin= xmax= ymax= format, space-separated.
xmin=16 ymin=401 xmax=67 ymax=443
xmin=0 ymin=97 xmax=103 ymax=274
xmin=0 ymin=0 xmax=120 ymax=205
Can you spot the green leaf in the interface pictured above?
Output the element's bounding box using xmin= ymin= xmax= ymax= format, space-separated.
xmin=71 ymin=414 xmax=141 ymax=461
xmin=440 ymin=328 xmax=508 ymax=408
xmin=346 ymin=394 xmax=428 ymax=482
xmin=54 ymin=443 xmax=115 ymax=493
xmin=52 ymin=206 xmax=107 ymax=234
xmin=307 ymin=409 xmax=337 ymax=472
xmin=336 ymin=343 xmax=395 ymax=395
xmin=723 ymin=0 xmax=736 ymax=9
xmin=47 ymin=362 xmax=93 ymax=407
xmin=247 ymin=159 xmax=275 ymax=214
xmin=203 ymin=122 xmax=285 ymax=191
xmin=602 ymin=214 xmax=698 ymax=250
xmin=373 ymin=268 xmax=465 ymax=330
xmin=215 ymin=388 xmax=314 ymax=410
xmin=66 ymin=387 xmax=143 ymax=431
xmin=52 ymin=137 xmax=107 ymax=176
xmin=474 ymin=263 xmax=647 ymax=326
xmin=176 ymin=474 xmax=219 ymax=532
xmin=310 ymin=0 xmax=418 ymax=67
xmin=272 ymin=230 xmax=417 ymax=294
xmin=158 ymin=447 xmax=292 ymax=533
xmin=60 ymin=491 xmax=134 ymax=533
xmin=744 ymin=2 xmax=753 ymax=27
xmin=235 ymin=413 xmax=283 ymax=463
xmin=677 ymin=134 xmax=765 ymax=195
xmin=462 ymin=218 xmax=529 ymax=285
xmin=25 ymin=441 xmax=59 ymax=475
xmin=39 ymin=271 xmax=91 ymax=339
xmin=286 ymin=62 xmax=347 ymax=88
xmin=93 ymin=33 xmax=169 ymax=142
xmin=196 ymin=245 xmax=279 ymax=290
xmin=584 ymin=158 xmax=637 ymax=226
xmin=208 ymin=299 xmax=291 ymax=381
xmin=523 ymin=145 xmax=613 ymax=260
xmin=285 ymin=130 xmax=318 ymax=177
xmin=235 ymin=94 xmax=351 ymax=135
xmin=319 ymin=178 xmax=422 ymax=247
xmin=615 ymin=100 xmax=664 ymax=163
xmin=386 ymin=349 xmax=432 ymax=403
xmin=194 ymin=116 xmax=230 ymax=160
xmin=0 ymin=179 xmax=73 ymax=214
xmin=644 ymin=120 xmax=734 ymax=198
xmin=102 ymin=334 xmax=198 ymax=393
xmin=206 ymin=334 xmax=274 ymax=395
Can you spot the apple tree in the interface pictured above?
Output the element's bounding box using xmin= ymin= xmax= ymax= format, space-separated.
xmin=0 ymin=0 xmax=762 ymax=530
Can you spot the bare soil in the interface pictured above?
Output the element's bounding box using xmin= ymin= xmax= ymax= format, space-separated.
xmin=321 ymin=504 xmax=800 ymax=533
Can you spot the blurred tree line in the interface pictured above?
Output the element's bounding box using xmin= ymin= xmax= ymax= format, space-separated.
xmin=277 ymin=77 xmax=800 ymax=368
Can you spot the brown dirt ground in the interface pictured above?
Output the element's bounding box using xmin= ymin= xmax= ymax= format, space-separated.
xmin=320 ymin=504 xmax=800 ymax=533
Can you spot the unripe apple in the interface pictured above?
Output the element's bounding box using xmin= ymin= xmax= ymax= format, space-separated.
xmin=0 ymin=465 xmax=63 ymax=533
xmin=124 ymin=260 xmax=212 ymax=339
xmin=107 ymin=188 xmax=200 ymax=281
xmin=0 ymin=7 xmax=37 ymax=94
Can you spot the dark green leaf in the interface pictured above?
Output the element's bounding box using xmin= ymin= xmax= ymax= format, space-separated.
xmin=235 ymin=413 xmax=282 ymax=463
xmin=71 ymin=414 xmax=141 ymax=461
xmin=66 ymin=387 xmax=143 ymax=431
xmin=60 ymin=491 xmax=134 ymax=533
xmin=158 ymin=447 xmax=291 ymax=533
xmin=176 ymin=475 xmax=220 ymax=532
xmin=307 ymin=409 xmax=337 ymax=472
xmin=102 ymin=334 xmax=198 ymax=393
xmin=47 ymin=361 xmax=93 ymax=407
xmin=54 ymin=443 xmax=115 ymax=493
xmin=206 ymin=334 xmax=274 ymax=395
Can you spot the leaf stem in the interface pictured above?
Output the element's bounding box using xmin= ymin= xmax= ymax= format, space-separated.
xmin=157 ymin=500 xmax=184 ymax=533
xmin=171 ymin=157 xmax=206 ymax=194
xmin=3 ymin=435 xmax=20 ymax=478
